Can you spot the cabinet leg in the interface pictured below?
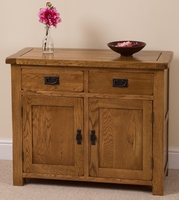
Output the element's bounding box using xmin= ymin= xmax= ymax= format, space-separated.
xmin=152 ymin=183 xmax=164 ymax=196
xmin=13 ymin=163 xmax=24 ymax=186
xmin=13 ymin=177 xmax=25 ymax=186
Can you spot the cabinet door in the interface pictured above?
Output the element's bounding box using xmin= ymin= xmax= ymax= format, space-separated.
xmin=89 ymin=98 xmax=152 ymax=181
xmin=22 ymin=96 xmax=83 ymax=176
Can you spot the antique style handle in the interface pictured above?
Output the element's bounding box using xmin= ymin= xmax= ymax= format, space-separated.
xmin=90 ymin=130 xmax=96 ymax=145
xmin=76 ymin=130 xmax=82 ymax=145
xmin=44 ymin=76 xmax=60 ymax=85
xmin=112 ymin=79 xmax=128 ymax=87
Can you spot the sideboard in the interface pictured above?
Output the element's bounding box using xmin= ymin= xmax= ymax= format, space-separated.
xmin=6 ymin=47 xmax=173 ymax=195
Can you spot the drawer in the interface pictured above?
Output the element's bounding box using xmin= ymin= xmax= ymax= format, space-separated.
xmin=22 ymin=68 xmax=84 ymax=92
xmin=89 ymin=71 xmax=153 ymax=95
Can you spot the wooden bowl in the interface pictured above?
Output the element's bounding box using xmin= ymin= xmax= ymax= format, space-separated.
xmin=107 ymin=41 xmax=146 ymax=56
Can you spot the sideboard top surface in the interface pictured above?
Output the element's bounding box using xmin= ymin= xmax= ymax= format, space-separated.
xmin=6 ymin=47 xmax=173 ymax=69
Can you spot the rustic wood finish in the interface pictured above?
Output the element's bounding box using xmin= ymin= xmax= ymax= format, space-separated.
xmin=6 ymin=48 xmax=173 ymax=195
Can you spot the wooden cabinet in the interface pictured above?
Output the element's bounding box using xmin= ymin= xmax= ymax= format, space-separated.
xmin=6 ymin=48 xmax=173 ymax=195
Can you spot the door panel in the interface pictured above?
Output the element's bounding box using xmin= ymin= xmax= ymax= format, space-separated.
xmin=32 ymin=105 xmax=75 ymax=166
xmin=99 ymin=108 xmax=143 ymax=170
xmin=22 ymin=96 xmax=83 ymax=176
xmin=89 ymin=98 xmax=152 ymax=180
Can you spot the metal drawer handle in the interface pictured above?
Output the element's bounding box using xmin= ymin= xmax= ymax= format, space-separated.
xmin=113 ymin=79 xmax=128 ymax=88
xmin=91 ymin=130 xmax=96 ymax=145
xmin=76 ymin=130 xmax=82 ymax=145
xmin=44 ymin=76 xmax=60 ymax=85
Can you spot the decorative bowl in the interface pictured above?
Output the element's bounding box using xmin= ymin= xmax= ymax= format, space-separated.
xmin=107 ymin=41 xmax=146 ymax=56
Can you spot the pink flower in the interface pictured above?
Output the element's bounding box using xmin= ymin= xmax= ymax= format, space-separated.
xmin=38 ymin=2 xmax=62 ymax=28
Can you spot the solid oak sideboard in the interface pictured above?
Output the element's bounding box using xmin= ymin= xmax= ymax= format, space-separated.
xmin=6 ymin=47 xmax=173 ymax=195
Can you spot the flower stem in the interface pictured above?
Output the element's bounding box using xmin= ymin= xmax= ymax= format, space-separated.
xmin=44 ymin=26 xmax=49 ymax=51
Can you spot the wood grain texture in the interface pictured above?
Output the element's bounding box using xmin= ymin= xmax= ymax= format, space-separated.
xmin=11 ymin=66 xmax=24 ymax=185
xmin=22 ymin=96 xmax=83 ymax=176
xmin=89 ymin=71 xmax=153 ymax=95
xmin=6 ymin=48 xmax=173 ymax=69
xmin=89 ymin=98 xmax=152 ymax=180
xmin=152 ymin=70 xmax=165 ymax=195
xmin=22 ymin=68 xmax=84 ymax=92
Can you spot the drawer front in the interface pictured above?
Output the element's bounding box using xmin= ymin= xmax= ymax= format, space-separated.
xmin=22 ymin=68 xmax=84 ymax=92
xmin=89 ymin=71 xmax=153 ymax=95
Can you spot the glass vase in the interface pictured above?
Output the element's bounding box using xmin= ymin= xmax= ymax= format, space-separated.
xmin=42 ymin=26 xmax=54 ymax=54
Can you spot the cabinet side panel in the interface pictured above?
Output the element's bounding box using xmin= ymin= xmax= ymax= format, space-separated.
xmin=164 ymin=69 xmax=169 ymax=172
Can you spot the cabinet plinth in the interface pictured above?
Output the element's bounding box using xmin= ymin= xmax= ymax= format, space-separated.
xmin=6 ymin=48 xmax=173 ymax=195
